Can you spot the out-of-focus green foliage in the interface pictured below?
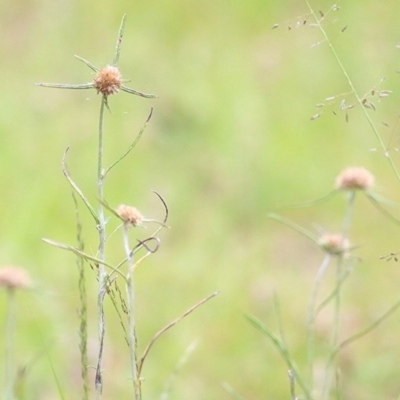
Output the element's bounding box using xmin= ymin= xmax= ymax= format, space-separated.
xmin=2 ymin=0 xmax=400 ymax=398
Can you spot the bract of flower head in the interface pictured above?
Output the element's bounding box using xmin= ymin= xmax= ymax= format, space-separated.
xmin=318 ymin=233 xmax=350 ymax=256
xmin=0 ymin=266 xmax=31 ymax=289
xmin=117 ymin=204 xmax=144 ymax=227
xmin=93 ymin=65 xmax=122 ymax=96
xmin=335 ymin=167 xmax=375 ymax=191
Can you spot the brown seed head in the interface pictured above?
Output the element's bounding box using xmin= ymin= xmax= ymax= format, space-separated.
xmin=318 ymin=233 xmax=350 ymax=256
xmin=0 ymin=267 xmax=31 ymax=289
xmin=93 ymin=66 xmax=122 ymax=96
xmin=117 ymin=204 xmax=144 ymax=227
xmin=335 ymin=167 xmax=374 ymax=191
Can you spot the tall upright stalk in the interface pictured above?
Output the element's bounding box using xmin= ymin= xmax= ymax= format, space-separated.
xmin=95 ymin=97 xmax=107 ymax=398
xmin=321 ymin=192 xmax=355 ymax=400
xmin=4 ymin=288 xmax=15 ymax=400
xmin=122 ymin=224 xmax=141 ymax=399
xmin=306 ymin=253 xmax=332 ymax=385
xmin=36 ymin=15 xmax=157 ymax=397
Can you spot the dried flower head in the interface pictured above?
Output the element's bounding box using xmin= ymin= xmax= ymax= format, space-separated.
xmin=94 ymin=66 xmax=122 ymax=96
xmin=35 ymin=15 xmax=156 ymax=102
xmin=318 ymin=233 xmax=350 ymax=256
xmin=335 ymin=167 xmax=375 ymax=191
xmin=0 ymin=267 xmax=31 ymax=289
xmin=117 ymin=204 xmax=144 ymax=227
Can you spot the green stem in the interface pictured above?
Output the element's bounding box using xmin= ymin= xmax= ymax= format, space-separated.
xmin=245 ymin=314 xmax=312 ymax=400
xmin=4 ymin=288 xmax=15 ymax=400
xmin=95 ymin=96 xmax=107 ymax=399
xmin=323 ymin=296 xmax=400 ymax=394
xmin=307 ymin=254 xmax=332 ymax=386
xmin=73 ymin=193 xmax=89 ymax=400
xmin=122 ymin=224 xmax=141 ymax=399
xmin=321 ymin=192 xmax=355 ymax=400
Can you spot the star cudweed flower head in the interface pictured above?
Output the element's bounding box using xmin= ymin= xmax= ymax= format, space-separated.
xmin=318 ymin=233 xmax=351 ymax=257
xmin=0 ymin=266 xmax=31 ymax=290
xmin=117 ymin=204 xmax=144 ymax=227
xmin=335 ymin=167 xmax=375 ymax=191
xmin=35 ymin=14 xmax=156 ymax=107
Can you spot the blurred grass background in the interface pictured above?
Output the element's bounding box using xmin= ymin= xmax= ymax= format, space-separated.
xmin=2 ymin=0 xmax=400 ymax=398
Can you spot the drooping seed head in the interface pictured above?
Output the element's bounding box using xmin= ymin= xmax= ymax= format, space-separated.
xmin=0 ymin=266 xmax=31 ymax=289
xmin=335 ymin=167 xmax=375 ymax=191
xmin=93 ymin=65 xmax=122 ymax=96
xmin=117 ymin=204 xmax=144 ymax=227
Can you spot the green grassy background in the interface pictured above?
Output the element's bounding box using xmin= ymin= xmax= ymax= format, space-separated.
xmin=2 ymin=0 xmax=400 ymax=398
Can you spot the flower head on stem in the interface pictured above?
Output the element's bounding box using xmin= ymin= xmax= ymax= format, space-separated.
xmin=36 ymin=14 xmax=157 ymax=399
xmin=0 ymin=266 xmax=31 ymax=290
xmin=35 ymin=14 xmax=157 ymax=110
xmin=116 ymin=203 xmax=168 ymax=230
xmin=318 ymin=233 xmax=351 ymax=257
xmin=117 ymin=205 xmax=145 ymax=227
xmin=335 ymin=167 xmax=375 ymax=192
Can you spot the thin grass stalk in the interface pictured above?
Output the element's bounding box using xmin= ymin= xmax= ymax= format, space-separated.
xmin=332 ymin=296 xmax=400 ymax=361
xmin=333 ymin=193 xmax=355 ymax=349
xmin=306 ymin=253 xmax=332 ymax=385
xmin=332 ymin=192 xmax=355 ymax=347
xmin=319 ymin=256 xmax=345 ymax=400
xmin=321 ymin=192 xmax=355 ymax=400
xmin=78 ymin=267 xmax=89 ymax=400
xmin=138 ymin=291 xmax=219 ymax=377
xmin=314 ymin=266 xmax=351 ymax=317
xmin=245 ymin=314 xmax=312 ymax=400
xmin=95 ymin=96 xmax=107 ymax=399
xmin=160 ymin=341 xmax=198 ymax=400
xmin=122 ymin=224 xmax=140 ymax=399
xmin=320 ymin=295 xmax=400 ymax=400
xmin=73 ymin=192 xmax=89 ymax=400
xmin=42 ymin=239 xmax=128 ymax=282
xmin=332 ymin=255 xmax=344 ymax=355
xmin=4 ymin=288 xmax=15 ymax=400
xmin=222 ymin=382 xmax=248 ymax=400
xmin=273 ymin=296 xmax=310 ymax=399
xmin=305 ymin=0 xmax=400 ymax=181
xmin=288 ymin=369 xmax=299 ymax=400
xmin=43 ymin=338 xmax=67 ymax=400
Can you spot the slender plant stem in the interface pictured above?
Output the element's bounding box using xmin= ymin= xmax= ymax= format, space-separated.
xmin=245 ymin=314 xmax=312 ymax=400
xmin=307 ymin=253 xmax=332 ymax=385
xmin=95 ymin=96 xmax=107 ymax=399
xmin=288 ymin=369 xmax=298 ymax=400
xmin=73 ymin=193 xmax=89 ymax=400
xmin=341 ymin=192 xmax=355 ymax=239
xmin=4 ymin=288 xmax=15 ymax=400
xmin=321 ymin=192 xmax=355 ymax=400
xmin=333 ymin=192 xmax=355 ymax=347
xmin=122 ymin=224 xmax=141 ymax=399
xmin=160 ymin=341 xmax=198 ymax=400
xmin=322 ymin=295 xmax=400 ymax=398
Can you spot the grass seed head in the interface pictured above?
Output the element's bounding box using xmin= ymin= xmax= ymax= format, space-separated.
xmin=335 ymin=167 xmax=375 ymax=191
xmin=93 ymin=65 xmax=122 ymax=96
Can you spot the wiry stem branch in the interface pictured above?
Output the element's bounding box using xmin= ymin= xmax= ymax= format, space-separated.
xmin=122 ymin=224 xmax=141 ymax=400
xmin=95 ymin=96 xmax=107 ymax=399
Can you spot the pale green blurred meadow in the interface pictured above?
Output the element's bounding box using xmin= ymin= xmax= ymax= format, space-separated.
xmin=2 ymin=0 xmax=400 ymax=398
